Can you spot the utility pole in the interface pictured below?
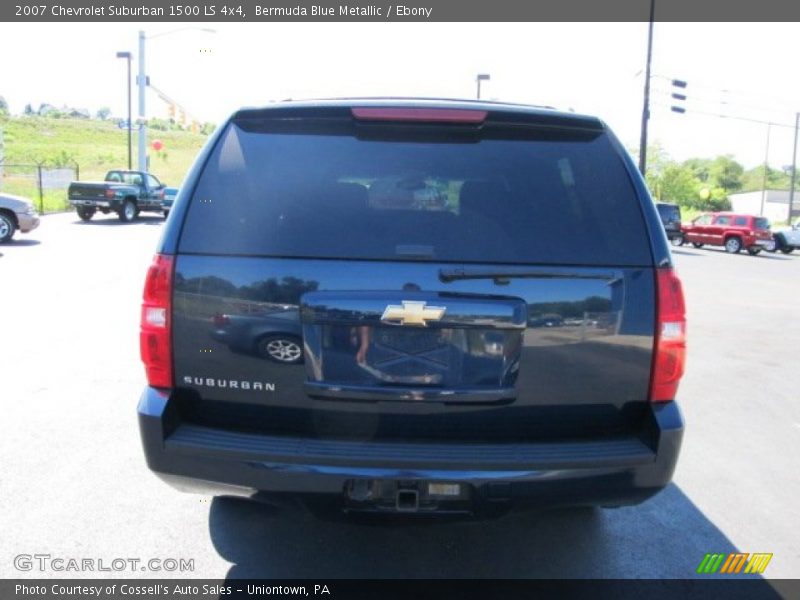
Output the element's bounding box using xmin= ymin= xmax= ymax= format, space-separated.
xmin=137 ymin=30 xmax=147 ymax=173
xmin=788 ymin=112 xmax=799 ymax=225
xmin=638 ymin=0 xmax=656 ymax=175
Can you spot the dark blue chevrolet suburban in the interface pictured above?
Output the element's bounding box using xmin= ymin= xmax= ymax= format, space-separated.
xmin=138 ymin=99 xmax=686 ymax=515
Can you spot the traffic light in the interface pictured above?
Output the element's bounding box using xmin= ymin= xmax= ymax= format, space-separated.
xmin=671 ymin=79 xmax=687 ymax=114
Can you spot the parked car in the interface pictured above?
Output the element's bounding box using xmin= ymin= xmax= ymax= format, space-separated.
xmin=138 ymin=99 xmax=686 ymax=516
xmin=210 ymin=307 xmax=304 ymax=364
xmin=656 ymin=202 xmax=683 ymax=246
xmin=68 ymin=170 xmax=167 ymax=222
xmin=769 ymin=220 xmax=800 ymax=254
xmin=0 ymin=193 xmax=40 ymax=243
xmin=681 ymin=212 xmax=773 ymax=255
xmin=162 ymin=187 xmax=178 ymax=218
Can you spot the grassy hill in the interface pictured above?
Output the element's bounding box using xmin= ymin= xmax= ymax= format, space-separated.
xmin=0 ymin=116 xmax=209 ymax=212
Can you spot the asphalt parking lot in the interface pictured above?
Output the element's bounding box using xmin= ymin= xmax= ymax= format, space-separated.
xmin=1 ymin=212 xmax=798 ymax=581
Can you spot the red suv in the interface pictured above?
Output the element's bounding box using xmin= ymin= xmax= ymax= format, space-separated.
xmin=680 ymin=212 xmax=773 ymax=255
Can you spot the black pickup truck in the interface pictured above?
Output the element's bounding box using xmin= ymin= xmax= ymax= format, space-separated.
xmin=68 ymin=170 xmax=167 ymax=222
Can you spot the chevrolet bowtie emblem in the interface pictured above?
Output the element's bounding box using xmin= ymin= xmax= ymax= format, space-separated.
xmin=380 ymin=300 xmax=446 ymax=327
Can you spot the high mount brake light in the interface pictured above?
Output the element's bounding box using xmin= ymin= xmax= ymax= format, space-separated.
xmin=351 ymin=107 xmax=488 ymax=124
xmin=650 ymin=268 xmax=687 ymax=402
xmin=140 ymin=254 xmax=174 ymax=388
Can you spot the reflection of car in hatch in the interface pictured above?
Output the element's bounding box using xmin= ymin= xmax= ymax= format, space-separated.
xmin=210 ymin=307 xmax=303 ymax=364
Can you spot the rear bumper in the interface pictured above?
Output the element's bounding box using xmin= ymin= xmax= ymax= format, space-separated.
xmin=17 ymin=213 xmax=40 ymax=233
xmin=69 ymin=199 xmax=118 ymax=210
xmin=138 ymin=387 xmax=684 ymax=510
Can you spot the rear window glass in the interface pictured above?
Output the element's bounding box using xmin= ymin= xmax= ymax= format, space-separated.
xmin=105 ymin=171 xmax=142 ymax=185
xmin=178 ymin=119 xmax=651 ymax=265
xmin=657 ymin=204 xmax=680 ymax=221
xmin=754 ymin=217 xmax=770 ymax=229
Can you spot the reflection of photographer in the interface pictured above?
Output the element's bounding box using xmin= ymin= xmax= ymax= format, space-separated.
xmin=355 ymin=325 xmax=371 ymax=364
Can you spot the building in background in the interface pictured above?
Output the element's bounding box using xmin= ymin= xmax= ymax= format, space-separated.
xmin=729 ymin=190 xmax=800 ymax=223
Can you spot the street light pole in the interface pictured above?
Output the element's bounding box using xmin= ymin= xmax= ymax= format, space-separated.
xmin=788 ymin=112 xmax=799 ymax=225
xmin=116 ymin=51 xmax=132 ymax=170
xmin=760 ymin=121 xmax=771 ymax=217
xmin=137 ymin=30 xmax=147 ymax=173
xmin=476 ymin=73 xmax=490 ymax=100
xmin=135 ymin=28 xmax=215 ymax=174
xmin=638 ymin=0 xmax=656 ymax=175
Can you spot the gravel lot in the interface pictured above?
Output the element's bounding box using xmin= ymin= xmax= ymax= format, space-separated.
xmin=1 ymin=212 xmax=798 ymax=580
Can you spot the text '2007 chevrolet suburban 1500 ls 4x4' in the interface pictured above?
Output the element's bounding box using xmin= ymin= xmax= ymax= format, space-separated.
xmin=138 ymin=99 xmax=686 ymax=516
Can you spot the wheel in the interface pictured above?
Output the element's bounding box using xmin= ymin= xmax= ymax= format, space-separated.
xmin=781 ymin=246 xmax=794 ymax=254
xmin=764 ymin=238 xmax=777 ymax=253
xmin=256 ymin=335 xmax=304 ymax=364
xmin=163 ymin=210 xmax=170 ymax=219
xmin=0 ymin=212 xmax=16 ymax=243
xmin=747 ymin=247 xmax=761 ymax=256
xmin=77 ymin=207 xmax=95 ymax=221
xmin=118 ymin=200 xmax=137 ymax=222
xmin=691 ymin=242 xmax=704 ymax=248
xmin=724 ymin=237 xmax=742 ymax=253
xmin=670 ymin=235 xmax=684 ymax=247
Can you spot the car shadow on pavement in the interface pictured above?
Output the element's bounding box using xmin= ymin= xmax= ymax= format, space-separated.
xmin=671 ymin=249 xmax=706 ymax=257
xmin=207 ymin=483 xmax=778 ymax=583
xmin=73 ymin=216 xmax=165 ymax=226
xmin=1 ymin=239 xmax=41 ymax=247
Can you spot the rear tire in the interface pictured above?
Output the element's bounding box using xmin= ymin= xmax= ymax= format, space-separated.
xmin=724 ymin=237 xmax=742 ymax=253
xmin=77 ymin=207 xmax=95 ymax=221
xmin=0 ymin=212 xmax=16 ymax=243
xmin=781 ymin=246 xmax=795 ymax=254
xmin=163 ymin=210 xmax=170 ymax=219
xmin=670 ymin=235 xmax=684 ymax=247
xmin=691 ymin=242 xmax=704 ymax=248
xmin=118 ymin=200 xmax=136 ymax=223
xmin=747 ymin=247 xmax=761 ymax=256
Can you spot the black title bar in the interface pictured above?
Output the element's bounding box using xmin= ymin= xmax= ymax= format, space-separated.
xmin=3 ymin=0 xmax=800 ymax=22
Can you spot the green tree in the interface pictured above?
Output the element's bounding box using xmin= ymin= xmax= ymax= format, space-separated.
xmin=96 ymin=107 xmax=111 ymax=120
xmin=658 ymin=163 xmax=700 ymax=205
xmin=741 ymin=165 xmax=790 ymax=192
xmin=0 ymin=96 xmax=8 ymax=116
xmin=708 ymin=155 xmax=744 ymax=193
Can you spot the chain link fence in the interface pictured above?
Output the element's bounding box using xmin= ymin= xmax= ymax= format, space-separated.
xmin=0 ymin=161 xmax=80 ymax=213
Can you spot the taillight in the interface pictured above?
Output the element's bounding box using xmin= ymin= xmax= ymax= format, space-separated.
xmin=650 ymin=268 xmax=687 ymax=402
xmin=351 ymin=107 xmax=487 ymax=123
xmin=212 ymin=312 xmax=230 ymax=327
xmin=140 ymin=254 xmax=174 ymax=388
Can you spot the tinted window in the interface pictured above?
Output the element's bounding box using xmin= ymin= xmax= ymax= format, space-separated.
xmin=733 ymin=216 xmax=747 ymax=226
xmin=657 ymin=204 xmax=680 ymax=222
xmin=179 ymin=120 xmax=651 ymax=265
xmin=715 ymin=216 xmax=731 ymax=225
xmin=754 ymin=217 xmax=770 ymax=230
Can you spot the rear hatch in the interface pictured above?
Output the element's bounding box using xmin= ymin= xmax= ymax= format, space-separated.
xmin=170 ymin=106 xmax=657 ymax=442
